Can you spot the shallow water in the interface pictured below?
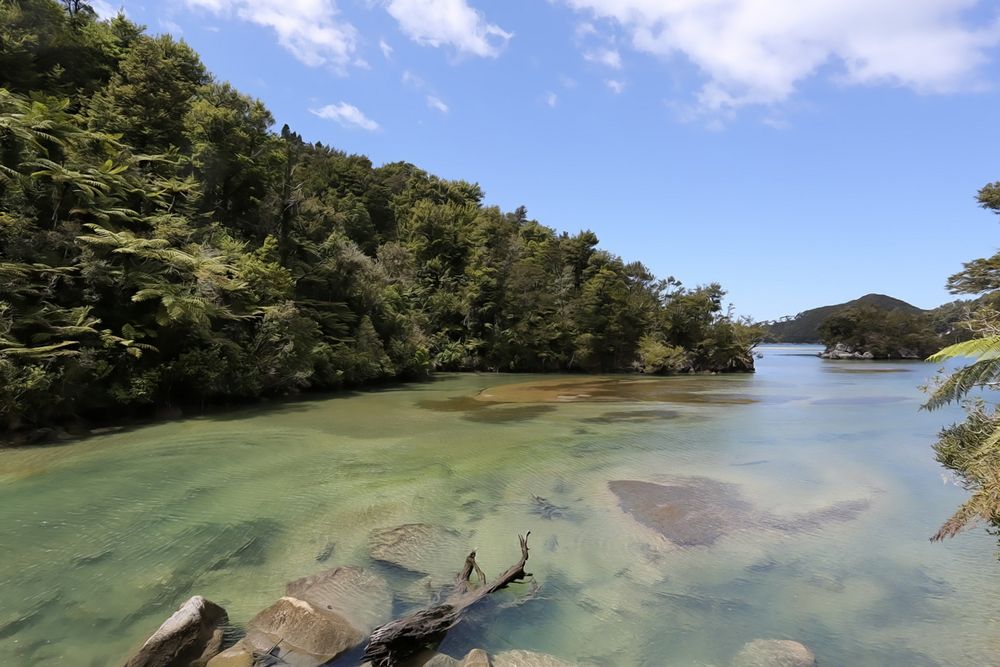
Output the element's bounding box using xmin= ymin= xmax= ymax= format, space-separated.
xmin=2 ymin=344 xmax=998 ymax=666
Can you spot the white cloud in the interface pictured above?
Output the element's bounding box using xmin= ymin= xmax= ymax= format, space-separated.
xmin=605 ymin=78 xmax=625 ymax=94
xmin=402 ymin=70 xmax=425 ymax=87
xmin=583 ymin=47 xmax=622 ymax=69
xmin=184 ymin=0 xmax=359 ymax=70
xmin=160 ymin=18 xmax=183 ymax=34
xmin=427 ymin=95 xmax=449 ymax=112
xmin=310 ymin=102 xmax=380 ymax=130
xmin=562 ymin=0 xmax=1000 ymax=111
xmin=385 ymin=0 xmax=512 ymax=57
xmin=545 ymin=91 xmax=558 ymax=107
xmin=89 ymin=0 xmax=121 ymax=19
xmin=379 ymin=38 xmax=394 ymax=59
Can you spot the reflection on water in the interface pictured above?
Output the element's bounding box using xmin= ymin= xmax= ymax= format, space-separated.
xmin=1 ymin=344 xmax=999 ymax=666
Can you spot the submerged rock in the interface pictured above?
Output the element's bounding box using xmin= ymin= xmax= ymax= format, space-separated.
xmin=369 ymin=523 xmax=466 ymax=574
xmin=204 ymin=644 xmax=252 ymax=667
xmin=492 ymin=649 xmax=576 ymax=667
xmin=731 ymin=639 xmax=816 ymax=667
xmin=123 ymin=595 xmax=228 ymax=667
xmin=610 ymin=477 xmax=869 ymax=547
xmin=284 ymin=565 xmax=392 ymax=632
xmin=226 ymin=566 xmax=392 ymax=667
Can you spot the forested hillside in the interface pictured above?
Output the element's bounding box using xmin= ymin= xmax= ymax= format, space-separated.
xmin=764 ymin=293 xmax=924 ymax=343
xmin=0 ymin=0 xmax=760 ymax=435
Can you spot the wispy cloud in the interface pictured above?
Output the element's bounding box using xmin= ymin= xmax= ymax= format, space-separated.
xmin=545 ymin=91 xmax=558 ymax=107
xmin=89 ymin=0 xmax=121 ymax=18
xmin=427 ymin=95 xmax=449 ymax=112
xmin=184 ymin=0 xmax=359 ymax=71
xmin=385 ymin=0 xmax=512 ymax=57
xmin=562 ymin=0 xmax=1000 ymax=112
xmin=605 ymin=79 xmax=625 ymax=94
xmin=310 ymin=102 xmax=380 ymax=130
xmin=379 ymin=38 xmax=394 ymax=59
xmin=583 ymin=47 xmax=622 ymax=70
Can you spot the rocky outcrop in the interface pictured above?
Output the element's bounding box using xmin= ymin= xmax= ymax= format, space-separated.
xmin=820 ymin=342 xmax=924 ymax=360
xmin=213 ymin=566 xmax=392 ymax=667
xmin=123 ymin=596 xmax=228 ymax=667
xmin=819 ymin=343 xmax=875 ymax=360
xmin=731 ymin=640 xmax=816 ymax=667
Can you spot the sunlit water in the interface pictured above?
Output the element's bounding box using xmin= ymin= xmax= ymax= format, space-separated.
xmin=2 ymin=345 xmax=999 ymax=666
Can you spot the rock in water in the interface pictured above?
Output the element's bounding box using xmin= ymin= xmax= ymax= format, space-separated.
xmin=234 ymin=566 xmax=392 ymax=667
xmin=732 ymin=640 xmax=816 ymax=667
xmin=610 ymin=477 xmax=869 ymax=547
xmin=123 ymin=595 xmax=228 ymax=667
xmin=204 ymin=644 xmax=253 ymax=667
xmin=242 ymin=596 xmax=364 ymax=667
xmin=284 ymin=565 xmax=392 ymax=632
xmin=459 ymin=649 xmax=492 ymax=666
xmin=368 ymin=523 xmax=466 ymax=575
xmin=609 ymin=478 xmax=751 ymax=546
xmin=492 ymin=650 xmax=576 ymax=667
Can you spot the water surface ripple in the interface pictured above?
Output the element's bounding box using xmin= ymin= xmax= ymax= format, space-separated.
xmin=1 ymin=345 xmax=996 ymax=666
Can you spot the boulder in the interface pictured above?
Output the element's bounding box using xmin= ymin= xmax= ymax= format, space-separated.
xmin=243 ymin=596 xmax=364 ymax=667
xmin=204 ymin=644 xmax=253 ymax=667
xmin=459 ymin=649 xmax=492 ymax=666
xmin=123 ymin=595 xmax=228 ymax=667
xmin=240 ymin=566 xmax=392 ymax=667
xmin=732 ymin=639 xmax=816 ymax=667
xmin=422 ymin=656 xmax=461 ymax=667
xmin=492 ymin=650 xmax=575 ymax=667
xmin=284 ymin=565 xmax=392 ymax=632
xmin=368 ymin=523 xmax=466 ymax=574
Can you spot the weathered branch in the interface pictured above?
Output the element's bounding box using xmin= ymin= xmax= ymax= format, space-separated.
xmin=362 ymin=532 xmax=532 ymax=667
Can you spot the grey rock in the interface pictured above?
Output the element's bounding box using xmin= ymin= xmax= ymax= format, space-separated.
xmin=732 ymin=639 xmax=816 ymax=667
xmin=492 ymin=650 xmax=575 ymax=667
xmin=123 ymin=595 xmax=228 ymax=667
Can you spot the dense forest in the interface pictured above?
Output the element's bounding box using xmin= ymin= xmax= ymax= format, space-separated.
xmin=0 ymin=1 xmax=761 ymax=436
xmin=761 ymin=292 xmax=976 ymax=359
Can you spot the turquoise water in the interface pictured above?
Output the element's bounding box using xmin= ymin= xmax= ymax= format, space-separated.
xmin=2 ymin=344 xmax=998 ymax=666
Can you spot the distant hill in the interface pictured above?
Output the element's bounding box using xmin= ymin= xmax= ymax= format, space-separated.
xmin=764 ymin=294 xmax=924 ymax=343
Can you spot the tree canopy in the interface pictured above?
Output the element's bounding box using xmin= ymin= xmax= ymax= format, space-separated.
xmin=0 ymin=1 xmax=761 ymax=435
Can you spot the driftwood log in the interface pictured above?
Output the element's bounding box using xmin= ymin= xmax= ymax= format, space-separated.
xmin=362 ymin=532 xmax=533 ymax=666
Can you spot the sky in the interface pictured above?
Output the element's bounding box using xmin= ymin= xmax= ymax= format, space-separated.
xmin=93 ymin=0 xmax=1000 ymax=321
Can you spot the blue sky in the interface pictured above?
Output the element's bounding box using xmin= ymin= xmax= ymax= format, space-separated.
xmin=97 ymin=0 xmax=1000 ymax=321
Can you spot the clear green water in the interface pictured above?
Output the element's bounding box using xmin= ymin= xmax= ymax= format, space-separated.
xmin=2 ymin=345 xmax=999 ymax=666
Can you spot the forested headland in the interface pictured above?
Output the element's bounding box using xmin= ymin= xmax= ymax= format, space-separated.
xmin=0 ymin=1 xmax=761 ymax=438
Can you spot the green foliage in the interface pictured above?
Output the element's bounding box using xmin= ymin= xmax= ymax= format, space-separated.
xmin=0 ymin=1 xmax=758 ymax=435
xmin=818 ymin=305 xmax=942 ymax=359
xmin=924 ymin=182 xmax=1000 ymax=545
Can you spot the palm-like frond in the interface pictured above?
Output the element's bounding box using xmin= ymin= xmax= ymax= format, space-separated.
xmin=924 ymin=356 xmax=1000 ymax=410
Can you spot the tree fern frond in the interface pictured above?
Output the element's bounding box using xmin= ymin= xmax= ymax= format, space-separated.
xmin=928 ymin=335 xmax=1000 ymax=363
xmin=924 ymin=357 xmax=1000 ymax=410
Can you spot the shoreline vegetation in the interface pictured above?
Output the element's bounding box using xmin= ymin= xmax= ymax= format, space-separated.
xmin=0 ymin=1 xmax=761 ymax=443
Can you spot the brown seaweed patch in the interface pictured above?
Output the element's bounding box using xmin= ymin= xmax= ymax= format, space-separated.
xmin=418 ymin=395 xmax=500 ymax=412
xmin=477 ymin=377 xmax=759 ymax=406
xmin=609 ymin=477 xmax=869 ymax=547
xmin=582 ymin=409 xmax=682 ymax=424
xmin=463 ymin=404 xmax=557 ymax=424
